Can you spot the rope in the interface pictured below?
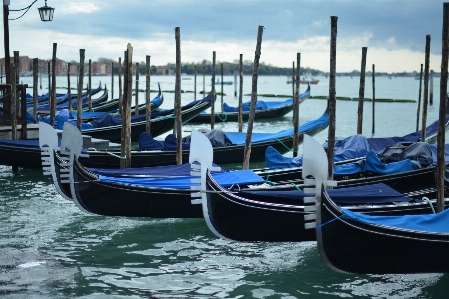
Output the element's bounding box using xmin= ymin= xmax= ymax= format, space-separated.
xmin=275 ymin=137 xmax=298 ymax=152
xmin=292 ymin=183 xmax=301 ymax=191
xmin=316 ymin=215 xmax=343 ymax=228
xmin=422 ymin=197 xmax=436 ymax=214
xmin=105 ymin=150 xmax=126 ymax=159
xmin=217 ymin=112 xmax=228 ymax=122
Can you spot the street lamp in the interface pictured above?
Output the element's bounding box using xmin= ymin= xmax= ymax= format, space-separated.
xmin=37 ymin=0 xmax=54 ymax=22
xmin=3 ymin=0 xmax=55 ymax=84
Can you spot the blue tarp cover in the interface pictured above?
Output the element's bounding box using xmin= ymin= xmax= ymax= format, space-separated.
xmin=87 ymin=162 xmax=228 ymax=177
xmin=364 ymin=150 xmax=419 ymax=174
xmin=98 ymin=169 xmax=265 ymax=189
xmin=225 ymin=112 xmax=329 ymax=145
xmin=341 ymin=205 xmax=449 ymax=233
xmin=241 ymin=183 xmax=413 ymax=204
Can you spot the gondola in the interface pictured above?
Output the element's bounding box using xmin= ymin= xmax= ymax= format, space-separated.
xmin=195 ymin=134 xmax=449 ymax=242
xmin=90 ymin=83 xmax=164 ymax=114
xmin=77 ymin=94 xmax=211 ymax=142
xmin=29 ymin=85 xmax=103 ymax=110
xmin=0 ymin=92 xmax=204 ymax=168
xmin=40 ymin=122 xmax=264 ymax=217
xmin=189 ymin=85 xmax=310 ymax=123
xmin=302 ymin=134 xmax=449 ymax=274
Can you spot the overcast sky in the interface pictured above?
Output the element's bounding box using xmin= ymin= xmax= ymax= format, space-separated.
xmin=2 ymin=0 xmax=447 ymax=73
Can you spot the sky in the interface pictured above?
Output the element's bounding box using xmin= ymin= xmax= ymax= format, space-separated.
xmin=2 ymin=0 xmax=448 ymax=73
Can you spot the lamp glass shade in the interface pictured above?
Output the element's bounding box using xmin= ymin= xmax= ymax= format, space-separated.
xmin=38 ymin=5 xmax=54 ymax=22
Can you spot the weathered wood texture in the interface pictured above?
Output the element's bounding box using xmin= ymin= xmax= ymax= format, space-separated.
xmin=293 ymin=53 xmax=301 ymax=157
xmin=77 ymin=49 xmax=85 ymax=130
xmin=437 ymin=4 xmax=449 ymax=212
xmin=327 ymin=16 xmax=338 ymax=179
xmin=242 ymin=25 xmax=264 ymax=170
xmin=421 ymin=35 xmax=431 ymax=141
xmin=357 ymin=47 xmax=367 ymax=134
xmin=146 ymin=55 xmax=151 ymax=134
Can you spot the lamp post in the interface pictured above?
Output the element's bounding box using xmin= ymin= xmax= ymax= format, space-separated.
xmin=3 ymin=0 xmax=54 ymax=84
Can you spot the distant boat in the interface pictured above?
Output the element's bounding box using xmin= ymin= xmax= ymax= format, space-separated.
xmin=215 ymin=79 xmax=232 ymax=85
xmin=287 ymin=77 xmax=319 ymax=85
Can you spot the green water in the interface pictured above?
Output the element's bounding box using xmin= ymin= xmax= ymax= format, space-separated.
xmin=2 ymin=75 xmax=449 ymax=297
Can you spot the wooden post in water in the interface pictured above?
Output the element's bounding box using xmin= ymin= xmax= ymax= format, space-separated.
xmin=111 ymin=62 xmax=114 ymax=101
xmin=202 ymin=65 xmax=205 ymax=96
xmin=234 ymin=71 xmax=237 ymax=96
xmin=327 ymin=16 xmax=338 ymax=180
xmin=194 ymin=65 xmax=197 ymax=101
xmin=51 ymin=44 xmax=57 ymax=123
xmin=421 ymin=35 xmax=431 ymax=141
xmin=211 ymin=51 xmax=216 ymax=129
xmin=120 ymin=45 xmax=133 ymax=168
xmin=242 ymin=25 xmax=264 ymax=170
xmin=48 ymin=61 xmax=54 ymax=126
xmin=118 ymin=57 xmax=123 ymax=115
xmin=77 ymin=50 xmax=85 ymax=131
xmin=175 ymin=27 xmax=182 ymax=164
xmin=88 ymin=59 xmax=92 ymax=112
xmin=437 ymin=3 xmax=449 ymax=213
xmin=67 ymin=62 xmax=72 ymax=112
xmin=293 ymin=53 xmax=301 ymax=157
xmin=291 ymin=62 xmax=295 ymax=98
xmin=135 ymin=62 xmax=139 ymax=115
xmin=429 ymin=69 xmax=434 ymax=106
xmin=33 ymin=58 xmax=38 ymax=123
xmin=371 ymin=64 xmax=375 ymax=135
xmin=416 ymin=64 xmax=423 ymax=131
xmin=13 ymin=51 xmax=19 ymax=84
xmin=145 ymin=55 xmax=151 ymax=134
xmin=220 ymin=63 xmax=224 ymax=117
xmin=11 ymin=63 xmax=16 ymax=140
xmin=357 ymin=47 xmax=367 ymax=135
xmin=238 ymin=54 xmax=243 ymax=132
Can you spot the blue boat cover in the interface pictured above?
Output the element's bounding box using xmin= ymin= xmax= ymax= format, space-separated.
xmin=98 ymin=169 xmax=265 ymax=189
xmin=266 ymin=117 xmax=448 ymax=170
xmin=340 ymin=204 xmax=449 ymax=233
xmin=225 ymin=111 xmax=329 ymax=145
xmin=87 ymin=162 xmax=228 ymax=177
xmin=241 ymin=183 xmax=414 ymax=204
xmin=89 ymin=95 xmax=210 ymax=129
xmin=222 ymin=88 xmax=309 ymax=113
xmin=364 ymin=150 xmax=419 ymax=174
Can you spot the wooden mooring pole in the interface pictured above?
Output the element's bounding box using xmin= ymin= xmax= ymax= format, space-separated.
xmin=416 ymin=64 xmax=423 ymax=131
xmin=421 ymin=35 xmax=431 ymax=141
xmin=357 ymin=47 xmax=367 ymax=135
xmin=48 ymin=61 xmax=53 ymax=127
xmin=211 ymin=51 xmax=216 ymax=129
xmin=67 ymin=62 xmax=72 ymax=112
xmin=293 ymin=53 xmax=301 ymax=157
xmin=146 ymin=55 xmax=151 ymax=134
xmin=120 ymin=45 xmax=133 ymax=168
xmin=11 ymin=63 xmax=16 ymax=140
xmin=77 ymin=49 xmax=85 ymax=131
xmin=51 ymin=44 xmax=57 ymax=124
xmin=33 ymin=58 xmax=38 ymax=123
xmin=220 ymin=63 xmax=224 ymax=117
xmin=88 ymin=59 xmax=92 ymax=112
xmin=430 ymin=69 xmax=434 ymax=106
xmin=202 ymin=65 xmax=205 ymax=96
xmin=111 ymin=62 xmax=114 ymax=100
xmin=242 ymin=25 xmax=264 ymax=170
xmin=118 ymin=57 xmax=122 ymax=115
xmin=175 ymin=27 xmax=182 ymax=165
xmin=291 ymin=62 xmax=295 ymax=98
xmin=437 ymin=3 xmax=449 ymax=213
xmin=238 ymin=54 xmax=243 ymax=132
xmin=371 ymin=64 xmax=375 ymax=135
xmin=327 ymin=16 xmax=338 ymax=180
xmin=194 ymin=65 xmax=197 ymax=101
xmin=135 ymin=62 xmax=139 ymax=115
